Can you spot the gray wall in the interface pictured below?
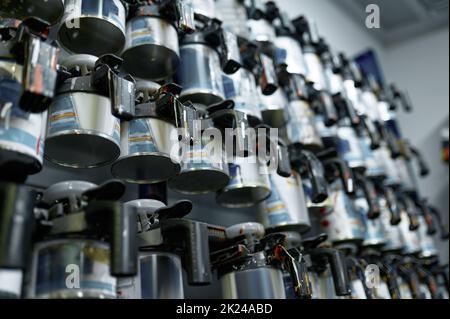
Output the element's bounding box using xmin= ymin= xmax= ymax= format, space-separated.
xmin=383 ymin=27 xmax=450 ymax=263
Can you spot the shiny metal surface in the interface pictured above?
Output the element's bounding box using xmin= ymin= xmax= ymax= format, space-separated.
xmin=0 ymin=269 xmax=22 ymax=298
xmin=375 ymin=281 xmax=392 ymax=299
xmin=216 ymin=156 xmax=271 ymax=208
xmin=310 ymin=268 xmax=339 ymax=299
xmin=287 ymin=100 xmax=323 ymax=151
xmin=379 ymin=197 xmax=405 ymax=253
xmin=350 ymin=279 xmax=368 ymax=299
xmin=336 ymin=126 xmax=366 ymax=170
xmin=0 ymin=61 xmax=47 ymax=174
xmin=122 ymin=17 xmax=180 ymax=81
xmin=216 ymin=0 xmax=249 ymax=38
xmin=395 ymin=158 xmax=417 ymax=192
xmin=58 ymin=0 xmax=126 ymax=56
xmin=355 ymin=194 xmax=387 ymax=249
xmin=260 ymin=172 xmax=311 ymax=233
xmin=398 ymin=277 xmax=413 ymax=299
xmin=259 ymin=88 xmax=288 ymax=128
xmin=274 ymin=36 xmax=307 ymax=76
xmin=320 ymin=180 xmax=365 ymax=244
xmin=324 ymin=68 xmax=344 ymax=95
xmin=178 ymin=44 xmax=225 ymax=108
xmin=343 ymin=80 xmax=366 ymax=116
xmin=361 ymin=136 xmax=386 ymax=178
xmin=247 ymin=19 xmax=276 ymax=45
xmin=112 ymin=118 xmax=180 ymax=184
xmin=375 ymin=144 xmax=402 ymax=187
xmin=221 ymin=267 xmax=286 ymax=299
xmin=303 ymin=51 xmax=327 ymax=91
xmin=169 ymin=137 xmax=229 ymax=194
xmin=45 ymin=92 xmax=120 ymax=168
xmin=188 ymin=0 xmax=217 ymax=19
xmin=118 ymin=252 xmax=184 ymax=299
xmin=29 ymin=240 xmax=116 ymax=299
xmin=225 ymin=68 xmax=263 ymax=120
xmin=361 ymin=90 xmax=382 ymax=122
xmin=1 ymin=0 xmax=64 ymax=25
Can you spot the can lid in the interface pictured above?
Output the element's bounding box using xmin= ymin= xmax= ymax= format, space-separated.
xmin=42 ymin=181 xmax=97 ymax=204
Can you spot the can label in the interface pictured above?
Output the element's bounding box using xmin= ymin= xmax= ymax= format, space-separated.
xmin=227 ymin=164 xmax=242 ymax=188
xmin=128 ymin=119 xmax=158 ymax=154
xmin=222 ymin=74 xmax=236 ymax=99
xmin=287 ymin=101 xmax=321 ymax=146
xmin=48 ymin=94 xmax=78 ymax=135
xmin=275 ymin=48 xmax=288 ymax=65
xmin=104 ymin=0 xmax=126 ymax=31
xmin=129 ymin=18 xmax=157 ymax=47
xmin=360 ymin=138 xmax=384 ymax=177
xmin=0 ymin=107 xmax=46 ymax=163
xmin=322 ymin=182 xmax=364 ymax=241
xmin=337 ymin=128 xmax=364 ymax=166
xmin=355 ymin=195 xmax=384 ymax=245
xmin=264 ymin=176 xmax=291 ymax=225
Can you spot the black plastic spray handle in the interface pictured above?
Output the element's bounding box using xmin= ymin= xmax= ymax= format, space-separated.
xmin=401 ymin=196 xmax=420 ymax=231
xmin=310 ymin=248 xmax=352 ymax=297
xmin=378 ymin=259 xmax=402 ymax=299
xmin=355 ymin=174 xmax=381 ymax=219
xmin=347 ymin=257 xmax=375 ymax=299
xmin=257 ymin=124 xmax=292 ymax=178
xmin=384 ymin=187 xmax=402 ymax=226
xmin=292 ymin=149 xmax=328 ymax=204
xmin=409 ymin=145 xmax=430 ymax=177
xmin=161 ymin=219 xmax=212 ymax=286
xmin=318 ymin=91 xmax=338 ymax=127
xmin=86 ymin=201 xmax=138 ymax=277
xmin=277 ymin=140 xmax=292 ymax=178
xmin=428 ymin=206 xmax=449 ymax=240
xmin=363 ymin=117 xmax=381 ymax=150
xmin=323 ymin=158 xmax=355 ymax=195
xmin=415 ymin=200 xmax=437 ymax=236
xmin=0 ymin=183 xmax=36 ymax=269
xmin=335 ymin=95 xmax=360 ymax=127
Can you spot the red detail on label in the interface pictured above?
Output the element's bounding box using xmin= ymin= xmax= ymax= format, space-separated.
xmin=321 ymin=220 xmax=330 ymax=228
xmin=319 ymin=207 xmax=327 ymax=215
xmin=36 ymin=135 xmax=41 ymax=155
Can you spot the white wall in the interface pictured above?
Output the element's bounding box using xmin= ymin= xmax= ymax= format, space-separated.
xmin=383 ymin=27 xmax=450 ymax=262
xmin=275 ymin=0 xmax=384 ymax=57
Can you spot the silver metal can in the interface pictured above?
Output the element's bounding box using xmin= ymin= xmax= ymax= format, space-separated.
xmin=29 ymin=239 xmax=116 ymax=299
xmin=287 ymin=100 xmax=323 ymax=151
xmin=274 ymin=36 xmax=307 ymax=76
xmin=223 ymin=68 xmax=263 ymax=121
xmin=0 ymin=61 xmax=47 ymax=174
xmin=117 ymin=252 xmax=184 ymax=299
xmin=178 ymin=44 xmax=225 ymax=108
xmin=122 ymin=16 xmax=180 ymax=81
xmin=169 ymin=136 xmax=230 ymax=194
xmin=58 ymin=0 xmax=126 ymax=56
xmin=112 ymin=118 xmax=180 ymax=184
xmin=45 ymin=91 xmax=121 ymax=168
xmin=319 ymin=180 xmax=365 ymax=245
xmin=221 ymin=266 xmax=286 ymax=299
xmin=216 ymin=156 xmax=271 ymax=208
xmin=259 ymin=172 xmax=311 ymax=233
